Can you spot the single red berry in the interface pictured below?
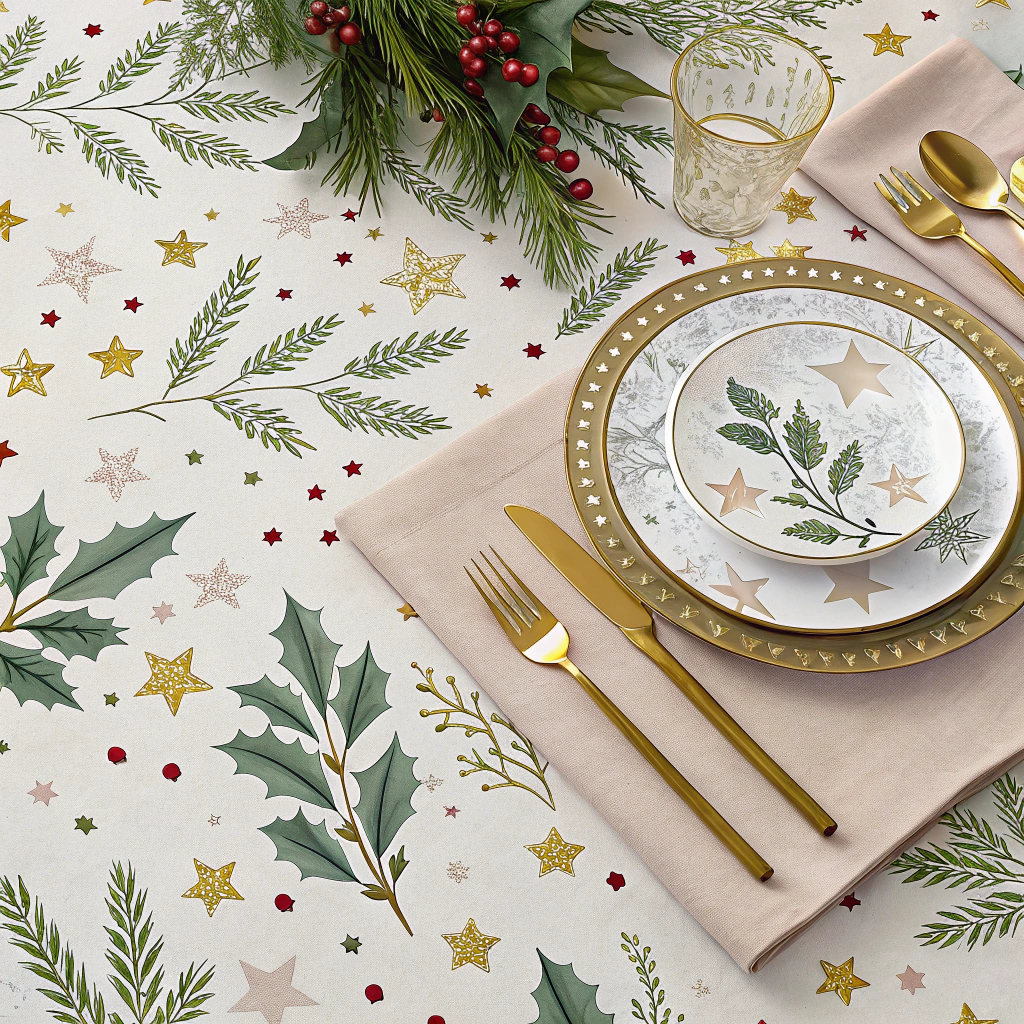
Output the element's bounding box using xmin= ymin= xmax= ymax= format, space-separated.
xmin=519 ymin=63 xmax=540 ymax=86
xmin=337 ymin=21 xmax=362 ymax=43
xmin=538 ymin=125 xmax=561 ymax=145
xmin=333 ymin=3 xmax=350 ymax=22
xmin=432 ymin=107 xmax=445 ymax=122
xmin=536 ymin=145 xmax=558 ymax=162
xmin=502 ymin=58 xmax=523 ymax=82
xmin=464 ymin=56 xmax=487 ymax=78
xmin=568 ymin=177 xmax=594 ymax=200
xmin=456 ymin=4 xmax=477 ymax=26
xmin=464 ymin=79 xmax=484 ymax=97
xmin=482 ymin=18 xmax=503 ymax=36
xmin=467 ymin=34 xmax=488 ymax=55
xmin=428 ymin=1018 xmax=446 ymax=1024
xmin=321 ymin=10 xmax=339 ymax=24
xmin=310 ymin=1 xmax=328 ymax=14
xmin=274 ymin=893 xmax=295 ymax=912
xmin=487 ymin=35 xmax=498 ymax=49
xmin=304 ymin=15 xmax=327 ymax=34
xmin=459 ymin=46 xmax=475 ymax=64
xmin=107 ymin=746 xmax=127 ymax=765
xmin=523 ymin=102 xmax=549 ymax=124
xmin=162 ymin=763 xmax=181 ymax=782
xmin=468 ymin=19 xmax=482 ymax=34
xmin=365 ymin=984 xmax=384 ymax=1004
xmin=555 ymin=149 xmax=580 ymax=172
xmin=498 ymin=30 xmax=520 ymax=53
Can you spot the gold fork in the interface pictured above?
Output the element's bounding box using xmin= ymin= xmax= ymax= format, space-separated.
xmin=466 ymin=548 xmax=773 ymax=882
xmin=876 ymin=167 xmax=1024 ymax=299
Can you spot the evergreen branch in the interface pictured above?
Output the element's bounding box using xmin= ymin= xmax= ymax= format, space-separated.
xmin=913 ymin=893 xmax=1024 ymax=950
xmin=63 ymin=116 xmax=159 ymax=197
xmin=890 ymin=842 xmax=1024 ymax=892
xmin=23 ymin=57 xmax=82 ymax=106
xmin=0 ymin=15 xmax=45 ymax=93
xmin=209 ymin=398 xmax=316 ymax=456
xmin=99 ymin=23 xmax=182 ymax=96
xmin=164 ymin=253 xmax=261 ymax=394
xmin=556 ymin=239 xmax=665 ymax=337
xmin=149 ymin=117 xmax=260 ymax=171
xmin=163 ymin=961 xmax=215 ymax=1024
xmin=0 ymin=110 xmax=62 ymax=152
xmin=425 ymin=110 xmax=506 ymax=221
xmin=993 ymin=775 xmax=1024 ymax=850
xmin=175 ymin=88 xmax=292 ymax=123
xmin=380 ymin=144 xmax=472 ymax=228
xmin=316 ymin=389 xmax=451 ymax=439
xmin=342 ymin=328 xmax=469 ymax=380
xmin=236 ymin=316 xmax=343 ymax=380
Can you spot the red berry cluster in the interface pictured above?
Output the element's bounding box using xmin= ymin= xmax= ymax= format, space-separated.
xmin=521 ymin=103 xmax=593 ymax=201
xmin=456 ymin=5 xmax=534 ymax=98
xmin=304 ymin=1 xmax=362 ymax=45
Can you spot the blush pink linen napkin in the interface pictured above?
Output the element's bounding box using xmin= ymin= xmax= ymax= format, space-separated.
xmin=802 ymin=37 xmax=1024 ymax=344
xmin=336 ymin=369 xmax=1024 ymax=972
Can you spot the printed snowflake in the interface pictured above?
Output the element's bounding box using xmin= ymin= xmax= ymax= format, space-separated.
xmin=422 ymin=774 xmax=444 ymax=792
xmin=914 ymin=507 xmax=988 ymax=563
xmin=447 ymin=860 xmax=469 ymax=884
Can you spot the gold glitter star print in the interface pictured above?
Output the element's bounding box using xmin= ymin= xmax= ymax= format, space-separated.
xmin=2 ymin=349 xmax=53 ymax=397
xmin=181 ymin=859 xmax=243 ymax=916
xmin=817 ymin=957 xmax=869 ymax=1005
xmin=525 ymin=827 xmax=585 ymax=876
xmin=773 ymin=188 xmax=817 ymax=223
xmin=0 ymin=199 xmax=26 ymax=241
xmin=952 ymin=1004 xmax=998 ymax=1024
xmin=864 ymin=23 xmax=911 ymax=56
xmin=715 ymin=239 xmax=762 ymax=264
xmin=443 ymin=918 xmax=500 ymax=971
xmin=89 ymin=336 xmax=142 ymax=378
xmin=156 ymin=230 xmax=207 ymax=268
xmin=381 ymin=237 xmax=466 ymax=314
xmin=135 ymin=648 xmax=212 ymax=714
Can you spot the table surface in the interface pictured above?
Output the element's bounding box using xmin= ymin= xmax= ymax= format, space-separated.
xmin=1 ymin=3 xmax=1021 ymax=1022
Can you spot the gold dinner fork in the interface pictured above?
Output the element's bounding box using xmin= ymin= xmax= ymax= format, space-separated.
xmin=466 ymin=548 xmax=774 ymax=882
xmin=876 ymin=167 xmax=1024 ymax=299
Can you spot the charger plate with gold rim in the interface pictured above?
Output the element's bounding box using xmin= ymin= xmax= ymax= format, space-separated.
xmin=565 ymin=258 xmax=1024 ymax=672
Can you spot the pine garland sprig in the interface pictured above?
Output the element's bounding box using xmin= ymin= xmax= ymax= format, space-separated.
xmin=65 ymin=118 xmax=159 ymax=198
xmin=24 ymin=56 xmax=82 ymax=106
xmin=149 ymin=118 xmax=261 ymax=171
xmin=210 ymin=399 xmax=315 ymax=455
xmin=0 ymin=14 xmax=44 ymax=91
xmin=176 ymin=88 xmax=293 ymax=123
xmin=557 ymin=238 xmax=666 ymax=337
xmin=237 ymin=315 xmax=344 ymax=379
xmin=342 ymin=328 xmax=469 ymax=380
xmin=165 ymin=253 xmax=262 ymax=394
xmin=316 ymin=389 xmax=451 ymax=438
xmin=98 ymin=22 xmax=183 ymax=96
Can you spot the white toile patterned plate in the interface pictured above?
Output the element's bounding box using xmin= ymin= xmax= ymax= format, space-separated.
xmin=585 ymin=269 xmax=1022 ymax=638
xmin=665 ymin=321 xmax=966 ymax=565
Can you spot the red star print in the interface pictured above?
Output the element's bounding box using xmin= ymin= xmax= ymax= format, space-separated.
xmin=606 ymin=871 xmax=625 ymax=891
xmin=320 ymin=530 xmax=339 ymax=545
xmin=40 ymin=310 xmax=60 ymax=328
xmin=277 ymin=288 xmax=292 ymax=300
xmin=123 ymin=297 xmax=143 ymax=312
xmin=342 ymin=209 xmax=358 ymax=221
xmin=524 ymin=343 xmax=544 ymax=359
xmin=922 ymin=9 xmax=938 ymax=18
xmin=500 ymin=274 xmax=521 ymax=289
xmin=335 ymin=252 xmax=353 ymax=267
xmin=263 ymin=528 xmax=283 ymax=545
xmin=444 ymin=806 xmax=460 ymax=817
xmin=845 ymin=225 xmax=868 ymax=241
xmin=84 ymin=23 xmax=103 ymax=36
xmin=307 ymin=485 xmax=325 ymax=500
xmin=343 ymin=461 xmax=362 ymax=477
xmin=839 ymin=892 xmax=861 ymax=911
xmin=676 ymin=250 xmax=696 ymax=265
xmin=0 ymin=441 xmax=18 ymax=466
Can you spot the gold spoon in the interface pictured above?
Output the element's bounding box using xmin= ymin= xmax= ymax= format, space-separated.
xmin=1012 ymin=157 xmax=1024 ymax=207
xmin=920 ymin=130 xmax=1024 ymax=230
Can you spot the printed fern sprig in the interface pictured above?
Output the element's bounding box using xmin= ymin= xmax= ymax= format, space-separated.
xmin=556 ymin=238 xmax=666 ymax=338
xmin=93 ymin=255 xmax=467 ymax=455
xmin=621 ymin=932 xmax=684 ymax=1023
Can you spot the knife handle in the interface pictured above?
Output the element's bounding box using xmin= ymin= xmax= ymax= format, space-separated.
xmin=622 ymin=625 xmax=838 ymax=837
xmin=557 ymin=655 xmax=774 ymax=882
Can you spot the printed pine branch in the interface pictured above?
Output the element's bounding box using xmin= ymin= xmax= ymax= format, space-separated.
xmin=210 ymin=400 xmax=315 ymax=456
xmin=149 ymin=118 xmax=262 ymax=171
xmin=98 ymin=23 xmax=183 ymax=96
xmin=65 ymin=118 xmax=159 ymax=197
xmin=176 ymin=89 xmax=293 ymax=123
xmin=317 ymin=391 xmax=450 ymax=439
xmin=24 ymin=56 xmax=82 ymax=106
xmin=414 ymin=663 xmax=555 ymax=808
xmin=237 ymin=316 xmax=344 ymax=380
xmin=557 ymin=239 xmax=666 ymax=338
xmin=342 ymin=328 xmax=469 ymax=380
xmin=0 ymin=14 xmax=44 ymax=91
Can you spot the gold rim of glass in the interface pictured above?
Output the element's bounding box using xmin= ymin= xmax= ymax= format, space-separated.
xmin=670 ymin=26 xmax=835 ymax=149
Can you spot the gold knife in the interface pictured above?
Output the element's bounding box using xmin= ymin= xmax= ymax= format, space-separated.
xmin=505 ymin=504 xmax=837 ymax=837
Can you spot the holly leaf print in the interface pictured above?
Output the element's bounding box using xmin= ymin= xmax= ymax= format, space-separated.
xmin=352 ymin=733 xmax=418 ymax=860
xmin=1 ymin=493 xmax=62 ymax=599
xmin=271 ymin=593 xmax=340 ymax=718
xmin=229 ymin=675 xmax=317 ymax=739
xmin=0 ymin=642 xmax=79 ymax=710
xmin=529 ymin=950 xmax=614 ymax=1024
xmin=328 ymin=643 xmax=391 ymax=748
xmin=259 ymin=808 xmax=359 ymax=883
xmin=828 ymin=440 xmax=863 ymax=497
xmin=783 ymin=400 xmax=827 ymax=471
xmin=17 ymin=608 xmax=126 ymax=661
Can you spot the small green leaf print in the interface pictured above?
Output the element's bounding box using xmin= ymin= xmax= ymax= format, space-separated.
xmin=1 ymin=492 xmax=61 ymax=599
xmin=259 ymin=809 xmax=359 ymax=883
xmin=353 ymin=733 xmax=419 ymax=861
xmin=716 ymin=422 xmax=779 ymax=455
xmin=783 ymin=400 xmax=827 ymax=471
xmin=828 ymin=440 xmax=864 ymax=498
xmin=772 ymin=492 xmax=809 ymax=508
xmin=782 ymin=519 xmax=840 ymax=544
xmin=724 ymin=377 xmax=779 ymax=424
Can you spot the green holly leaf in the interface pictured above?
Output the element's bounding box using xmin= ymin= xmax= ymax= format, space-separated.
xmin=328 ymin=643 xmax=390 ymax=748
xmin=47 ymin=512 xmax=192 ymax=602
xmin=229 ymin=675 xmax=317 ymax=739
xmin=259 ymin=808 xmax=359 ymax=882
xmin=215 ymin=726 xmax=335 ymax=809
xmin=0 ymin=641 xmax=79 ymax=710
xmin=484 ymin=0 xmax=593 ymax=148
xmin=17 ymin=608 xmax=127 ymax=661
xmin=271 ymin=593 xmax=340 ymax=718
xmin=264 ymin=76 xmax=344 ymax=171
xmin=1 ymin=492 xmax=62 ymax=599
xmin=352 ymin=733 xmax=418 ymax=860
xmin=547 ymin=39 xmax=668 ymax=116
xmin=529 ymin=950 xmax=614 ymax=1024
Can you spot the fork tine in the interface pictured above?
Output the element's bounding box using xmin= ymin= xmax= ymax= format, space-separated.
xmin=876 ymin=176 xmax=909 ymax=213
xmin=901 ymin=169 xmax=934 ymax=202
xmin=885 ymin=168 xmax=918 ymax=206
xmin=479 ymin=550 xmax=537 ymax=624
xmin=472 ymin=556 xmax=529 ymax=629
xmin=488 ymin=546 xmax=543 ymax=619
xmin=465 ymin=565 xmax=523 ymax=639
